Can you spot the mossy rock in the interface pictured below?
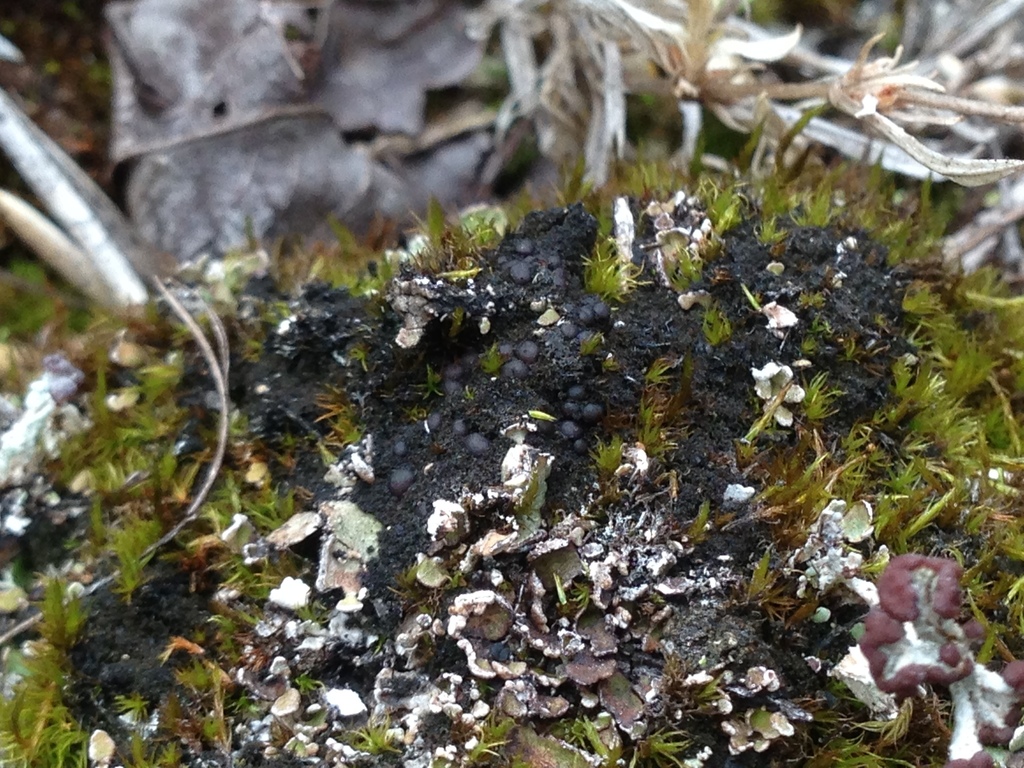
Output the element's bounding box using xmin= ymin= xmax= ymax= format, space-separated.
xmin=3 ymin=164 xmax=1024 ymax=768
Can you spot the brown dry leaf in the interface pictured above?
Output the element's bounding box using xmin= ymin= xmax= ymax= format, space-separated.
xmin=125 ymin=113 xmax=401 ymax=261
xmin=859 ymin=111 xmax=1024 ymax=187
xmin=508 ymin=726 xmax=592 ymax=768
xmin=314 ymin=0 xmax=484 ymax=134
xmin=105 ymin=0 xmax=491 ymax=261
xmin=265 ymin=510 xmax=322 ymax=549
xmin=159 ymin=635 xmax=206 ymax=663
xmin=564 ymin=652 xmax=617 ymax=685
xmin=105 ymin=0 xmax=308 ymax=162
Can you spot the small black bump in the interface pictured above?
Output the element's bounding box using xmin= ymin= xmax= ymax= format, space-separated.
xmin=173 ymin=433 xmax=204 ymax=457
xmin=563 ymin=401 xmax=583 ymax=420
xmin=559 ymin=420 xmax=583 ymax=440
xmin=581 ymin=403 xmax=604 ymax=424
xmin=499 ymin=342 xmax=514 ymax=358
xmin=389 ymin=467 xmax=416 ymax=496
xmin=490 ymin=641 xmax=512 ymax=661
xmin=592 ymin=301 xmax=610 ymax=322
xmin=442 ymin=379 xmax=462 ymax=397
xmin=501 ymin=359 xmax=530 ymax=379
xmin=533 ymin=418 xmax=556 ymax=436
xmin=466 ymin=432 xmax=491 ymax=456
xmin=453 ymin=419 xmax=468 ymax=436
xmin=515 ymin=340 xmax=540 ymax=364
xmin=443 ymin=362 xmax=465 ymax=382
xmin=514 ymin=238 xmax=535 ymax=255
xmin=393 ymin=440 xmax=408 ymax=457
xmin=578 ymin=306 xmax=595 ymax=326
xmin=426 ymin=412 xmax=443 ymax=432
xmin=559 ymin=322 xmax=579 ymax=339
xmin=567 ymin=385 xmax=586 ymax=401
xmin=509 ymin=260 xmax=532 ymax=285
xmin=573 ymin=438 xmax=589 ymax=455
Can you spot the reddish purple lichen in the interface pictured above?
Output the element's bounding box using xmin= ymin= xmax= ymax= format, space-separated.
xmin=860 ymin=555 xmax=1024 ymax=768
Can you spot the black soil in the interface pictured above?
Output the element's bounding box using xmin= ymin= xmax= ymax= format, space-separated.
xmin=65 ymin=200 xmax=914 ymax=766
xmin=67 ymin=564 xmax=215 ymax=743
xmin=236 ymin=204 xmax=906 ymax=598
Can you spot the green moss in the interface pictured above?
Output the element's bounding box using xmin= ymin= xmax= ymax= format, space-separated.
xmin=110 ymin=516 xmax=163 ymax=602
xmin=700 ymin=301 xmax=733 ymax=346
xmin=480 ymin=342 xmax=503 ymax=375
xmin=0 ymin=580 xmax=89 ymax=767
xmin=583 ymin=238 xmax=639 ymax=302
xmin=168 ymin=659 xmax=232 ymax=752
xmin=756 ymin=215 xmax=788 ymax=248
xmin=556 ymin=714 xmax=623 ymax=765
xmin=699 ymin=176 xmax=745 ymax=235
xmin=266 ymin=217 xmax=396 ymax=299
xmin=55 ymin=350 xmax=187 ymax=491
xmin=419 ymin=364 xmax=444 ymax=399
xmin=801 ymin=372 xmax=843 ymax=424
xmin=8 ymin=116 xmax=1024 ymax=768
xmin=315 ymin=385 xmax=364 ymax=450
xmin=592 ymin=435 xmax=625 ymax=484
xmin=580 ymin=331 xmax=605 ymax=356
xmin=345 ymin=717 xmax=402 ymax=755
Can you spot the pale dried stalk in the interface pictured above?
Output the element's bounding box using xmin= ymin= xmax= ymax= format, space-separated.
xmin=0 ymin=191 xmax=116 ymax=306
xmin=107 ymin=280 xmax=230 ymax=575
xmin=0 ymin=88 xmax=157 ymax=307
xmin=0 ymin=34 xmax=22 ymax=63
xmin=484 ymin=0 xmax=1024 ymax=187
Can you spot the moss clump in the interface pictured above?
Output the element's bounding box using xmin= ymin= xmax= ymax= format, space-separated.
xmin=0 ymin=579 xmax=88 ymax=766
xmin=3 ymin=155 xmax=1024 ymax=768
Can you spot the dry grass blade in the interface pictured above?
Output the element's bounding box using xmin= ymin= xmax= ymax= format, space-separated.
xmin=0 ymin=34 xmax=22 ymax=63
xmin=0 ymin=88 xmax=159 ymax=308
xmin=0 ymin=190 xmax=120 ymax=307
xmin=128 ymin=279 xmax=230 ymax=561
xmin=943 ymin=201 xmax=1024 ymax=265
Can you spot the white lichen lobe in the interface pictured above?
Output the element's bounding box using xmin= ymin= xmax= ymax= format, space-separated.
xmin=751 ymin=361 xmax=806 ymax=426
xmin=268 ymin=576 xmax=311 ymax=611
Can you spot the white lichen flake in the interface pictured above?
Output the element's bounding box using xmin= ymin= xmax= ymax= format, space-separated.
xmin=761 ymin=301 xmax=798 ymax=338
xmin=88 ymin=729 xmax=116 ymax=768
xmin=723 ymin=484 xmax=756 ymax=505
xmin=0 ymin=354 xmax=89 ymax=488
xmin=427 ymin=499 xmax=467 ymax=542
xmin=268 ymin=577 xmax=310 ymax=611
xmin=323 ymin=687 xmax=367 ymax=717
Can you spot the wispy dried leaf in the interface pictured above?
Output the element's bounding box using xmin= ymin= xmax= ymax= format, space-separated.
xmin=726 ymin=100 xmax=942 ymax=180
xmin=483 ymin=0 xmax=1024 ymax=189
xmin=713 ymin=24 xmax=802 ymax=63
xmin=861 ymin=111 xmax=1024 ymax=187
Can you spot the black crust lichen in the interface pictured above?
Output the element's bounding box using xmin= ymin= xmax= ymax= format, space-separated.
xmin=223 ymin=195 xmax=915 ymax=763
xmin=241 ymin=200 xmax=909 ymax=584
xmin=21 ymin=173 xmax=1018 ymax=768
